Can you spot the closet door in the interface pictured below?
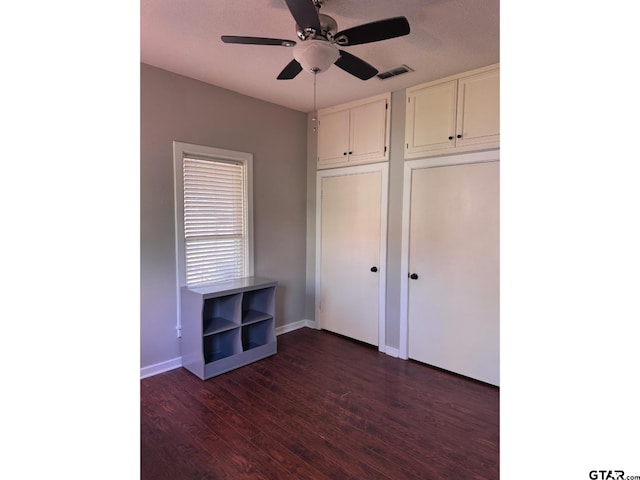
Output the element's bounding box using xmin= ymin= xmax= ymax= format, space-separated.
xmin=407 ymin=161 xmax=499 ymax=385
xmin=319 ymin=168 xmax=385 ymax=346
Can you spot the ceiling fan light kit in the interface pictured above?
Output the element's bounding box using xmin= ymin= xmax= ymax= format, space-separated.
xmin=220 ymin=0 xmax=410 ymax=81
xmin=293 ymin=40 xmax=340 ymax=74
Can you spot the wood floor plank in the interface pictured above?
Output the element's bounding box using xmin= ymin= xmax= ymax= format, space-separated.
xmin=209 ymin=374 xmax=367 ymax=480
xmin=223 ymin=375 xmax=394 ymax=479
xmin=244 ymin=350 xmax=474 ymax=478
xmin=270 ymin=331 xmax=499 ymax=477
xmin=165 ymin=369 xmax=339 ymax=480
xmin=141 ymin=378 xmax=267 ymax=480
xmin=141 ymin=328 xmax=499 ymax=479
xmin=221 ymin=362 xmax=426 ymax=479
xmin=162 ymin=374 xmax=311 ymax=480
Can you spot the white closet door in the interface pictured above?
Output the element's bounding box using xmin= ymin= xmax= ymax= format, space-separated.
xmin=319 ymin=170 xmax=383 ymax=346
xmin=408 ymin=161 xmax=499 ymax=385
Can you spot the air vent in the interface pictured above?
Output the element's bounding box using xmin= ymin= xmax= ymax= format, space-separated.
xmin=376 ymin=64 xmax=414 ymax=80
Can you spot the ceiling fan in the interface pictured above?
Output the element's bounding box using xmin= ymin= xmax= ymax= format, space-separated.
xmin=221 ymin=0 xmax=410 ymax=80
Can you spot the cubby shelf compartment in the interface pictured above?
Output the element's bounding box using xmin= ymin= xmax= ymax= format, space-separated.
xmin=202 ymin=292 xmax=242 ymax=335
xmin=204 ymin=328 xmax=240 ymax=362
xmin=181 ymin=277 xmax=277 ymax=380
xmin=242 ymin=318 xmax=275 ymax=351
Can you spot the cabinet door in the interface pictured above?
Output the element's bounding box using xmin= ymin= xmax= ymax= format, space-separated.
xmin=317 ymin=109 xmax=350 ymax=167
xmin=348 ymin=99 xmax=388 ymax=165
xmin=455 ymin=68 xmax=500 ymax=148
xmin=405 ymin=80 xmax=457 ymax=156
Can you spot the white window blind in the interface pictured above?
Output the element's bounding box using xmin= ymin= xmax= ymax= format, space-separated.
xmin=182 ymin=156 xmax=248 ymax=286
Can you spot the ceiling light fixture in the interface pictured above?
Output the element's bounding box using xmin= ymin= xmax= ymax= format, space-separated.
xmin=293 ymin=39 xmax=339 ymax=74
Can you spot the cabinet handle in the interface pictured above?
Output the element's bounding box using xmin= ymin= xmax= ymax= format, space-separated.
xmin=409 ymin=273 xmax=418 ymax=280
xmin=349 ymin=151 xmax=353 ymax=155
xmin=448 ymin=136 xmax=453 ymax=140
xmin=343 ymin=152 xmax=347 ymax=155
xmin=457 ymin=134 xmax=462 ymax=139
xmin=370 ymin=266 xmax=378 ymax=272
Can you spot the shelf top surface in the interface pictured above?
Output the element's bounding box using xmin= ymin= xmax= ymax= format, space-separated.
xmin=184 ymin=276 xmax=277 ymax=297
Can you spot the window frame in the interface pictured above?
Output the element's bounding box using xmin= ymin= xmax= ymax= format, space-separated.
xmin=173 ymin=141 xmax=254 ymax=290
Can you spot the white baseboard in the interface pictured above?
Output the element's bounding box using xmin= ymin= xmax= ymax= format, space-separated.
xmin=276 ymin=319 xmax=317 ymax=336
xmin=141 ymin=321 xmax=317 ymax=379
xmin=277 ymin=321 xmax=399 ymax=358
xmin=384 ymin=346 xmax=400 ymax=358
xmin=140 ymin=356 xmax=182 ymax=379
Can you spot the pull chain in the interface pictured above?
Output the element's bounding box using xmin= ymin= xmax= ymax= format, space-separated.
xmin=312 ymin=70 xmax=318 ymax=133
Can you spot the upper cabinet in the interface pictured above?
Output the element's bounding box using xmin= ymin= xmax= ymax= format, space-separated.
xmin=405 ymin=64 xmax=499 ymax=159
xmin=317 ymin=93 xmax=390 ymax=169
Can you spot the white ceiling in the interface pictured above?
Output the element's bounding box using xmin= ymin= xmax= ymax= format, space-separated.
xmin=140 ymin=0 xmax=499 ymax=113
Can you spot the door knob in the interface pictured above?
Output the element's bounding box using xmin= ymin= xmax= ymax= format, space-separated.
xmin=370 ymin=266 xmax=378 ymax=272
xmin=409 ymin=273 xmax=418 ymax=280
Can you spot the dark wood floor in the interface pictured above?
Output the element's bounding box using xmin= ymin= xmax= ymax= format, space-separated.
xmin=141 ymin=328 xmax=499 ymax=479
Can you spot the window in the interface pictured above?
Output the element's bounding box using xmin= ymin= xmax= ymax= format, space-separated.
xmin=173 ymin=142 xmax=253 ymax=287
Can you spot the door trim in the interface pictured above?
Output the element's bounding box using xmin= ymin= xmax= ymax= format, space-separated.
xmin=316 ymin=163 xmax=389 ymax=352
xmin=399 ymin=149 xmax=499 ymax=359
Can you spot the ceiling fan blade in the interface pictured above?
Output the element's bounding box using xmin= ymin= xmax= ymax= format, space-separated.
xmin=277 ymin=59 xmax=303 ymax=80
xmin=334 ymin=16 xmax=410 ymax=46
xmin=334 ymin=50 xmax=378 ymax=80
xmin=284 ymin=0 xmax=321 ymax=32
xmin=221 ymin=35 xmax=296 ymax=47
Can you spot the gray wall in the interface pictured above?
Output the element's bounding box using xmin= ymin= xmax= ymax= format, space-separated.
xmin=385 ymin=90 xmax=408 ymax=349
xmin=141 ymin=64 xmax=308 ymax=369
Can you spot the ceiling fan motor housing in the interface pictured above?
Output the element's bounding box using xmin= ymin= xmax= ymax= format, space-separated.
xmin=296 ymin=13 xmax=337 ymax=41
